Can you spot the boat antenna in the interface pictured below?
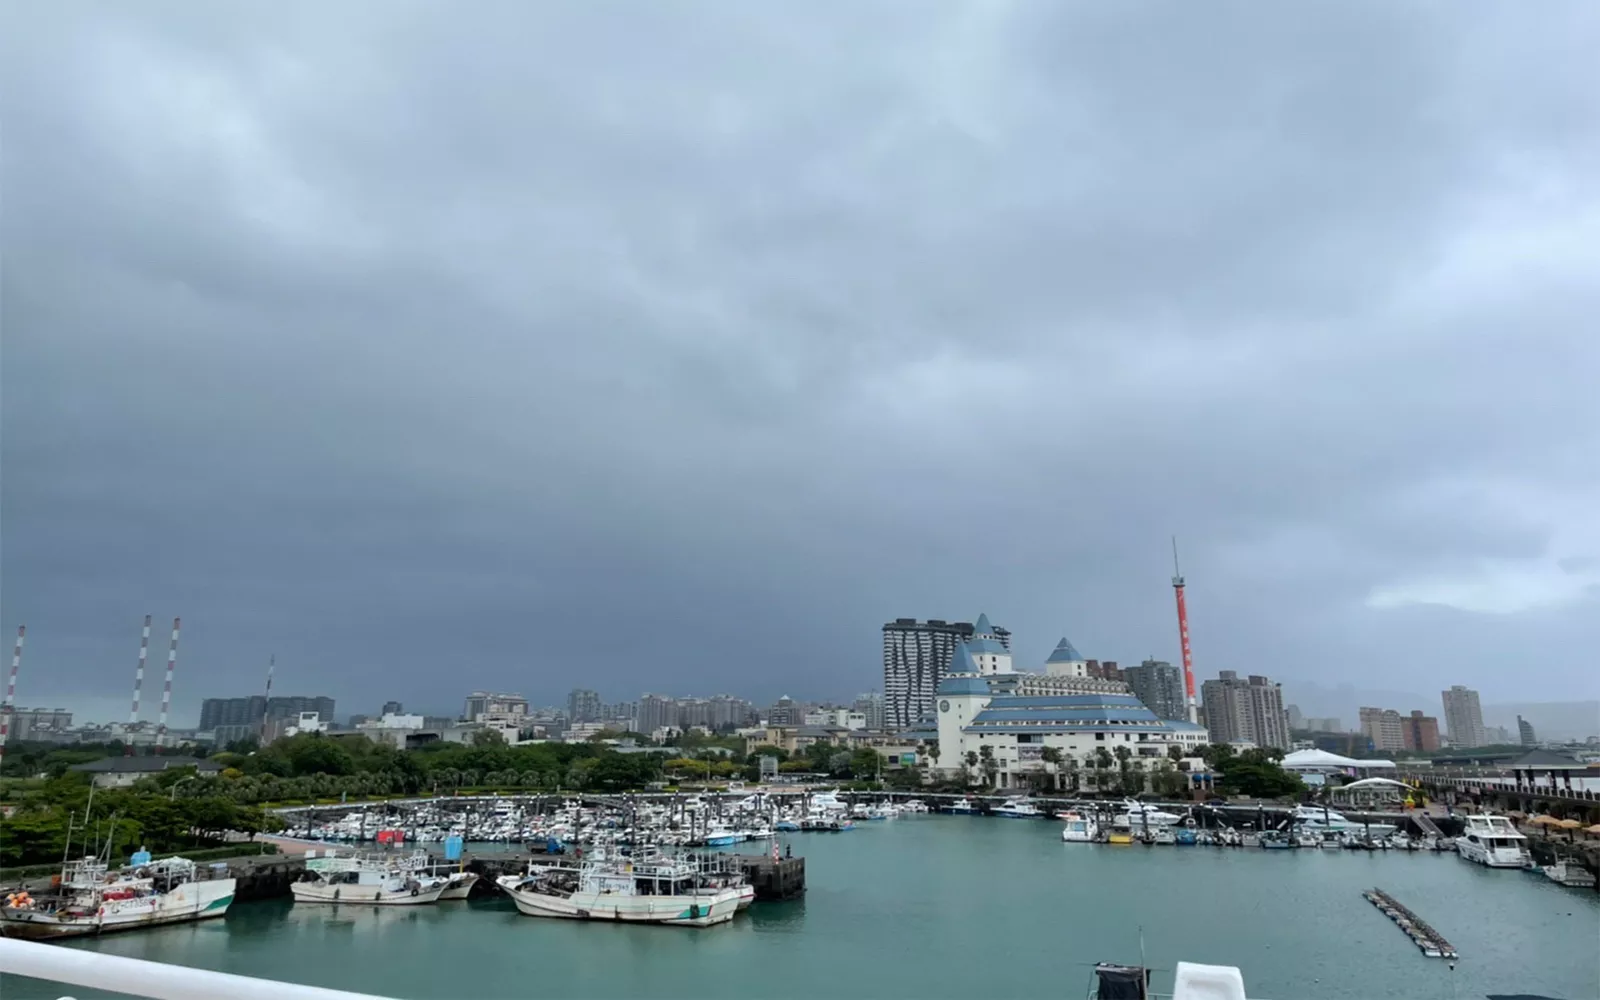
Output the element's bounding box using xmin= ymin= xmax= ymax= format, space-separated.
xmin=61 ymin=808 xmax=76 ymax=868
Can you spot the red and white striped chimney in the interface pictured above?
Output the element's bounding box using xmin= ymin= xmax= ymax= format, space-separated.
xmin=0 ymin=625 xmax=23 ymax=768
xmin=154 ymin=617 xmax=180 ymax=750
xmin=127 ymin=614 xmax=152 ymax=755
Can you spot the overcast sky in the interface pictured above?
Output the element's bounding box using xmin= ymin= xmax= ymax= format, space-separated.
xmin=3 ymin=2 xmax=1597 ymax=727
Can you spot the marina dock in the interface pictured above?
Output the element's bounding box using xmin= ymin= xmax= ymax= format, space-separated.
xmin=1362 ymin=888 xmax=1458 ymax=959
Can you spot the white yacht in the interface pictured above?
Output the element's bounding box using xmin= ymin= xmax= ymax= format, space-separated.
xmin=1059 ymin=810 xmax=1099 ymax=843
xmin=992 ymin=797 xmax=1043 ymax=819
xmin=1292 ymin=804 xmax=1395 ymax=836
xmin=1455 ymin=813 xmax=1532 ymax=868
xmin=1111 ymin=800 xmax=1182 ymax=829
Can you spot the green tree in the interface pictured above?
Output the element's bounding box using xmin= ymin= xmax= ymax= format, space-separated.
xmin=848 ymin=749 xmax=881 ymax=779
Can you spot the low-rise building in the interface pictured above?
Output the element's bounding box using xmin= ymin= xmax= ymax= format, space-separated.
xmin=69 ymin=756 xmax=223 ymax=788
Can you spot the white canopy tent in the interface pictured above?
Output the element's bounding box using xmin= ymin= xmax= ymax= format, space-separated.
xmin=1280 ymin=748 xmax=1397 ymax=772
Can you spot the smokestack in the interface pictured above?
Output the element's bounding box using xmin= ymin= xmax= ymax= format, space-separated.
xmin=127 ymin=614 xmax=152 ymax=755
xmin=0 ymin=625 xmax=23 ymax=769
xmin=1171 ymin=538 xmax=1199 ymax=725
xmin=154 ymin=617 xmax=180 ymax=750
xmin=259 ymin=655 xmax=275 ymax=745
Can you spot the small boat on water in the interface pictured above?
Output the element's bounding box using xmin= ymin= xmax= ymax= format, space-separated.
xmin=945 ymin=797 xmax=981 ymax=814
xmin=0 ymin=856 xmax=235 ymax=940
xmin=292 ymin=852 xmax=448 ymax=905
xmin=1542 ymin=861 xmax=1597 ymax=889
xmin=436 ymin=870 xmax=480 ymax=900
xmin=496 ymin=853 xmax=742 ymax=927
xmin=1060 ymin=811 xmax=1099 ymax=843
xmin=992 ymin=797 xmax=1043 ymax=819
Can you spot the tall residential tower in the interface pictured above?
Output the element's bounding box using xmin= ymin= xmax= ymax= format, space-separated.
xmin=882 ymin=616 xmax=1008 ymax=728
xmin=1441 ymin=686 xmax=1486 ymax=748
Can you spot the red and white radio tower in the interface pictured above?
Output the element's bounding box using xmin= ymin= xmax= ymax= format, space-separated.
xmin=127 ymin=615 xmax=152 ymax=755
xmin=0 ymin=626 xmax=24 ymax=769
xmin=155 ymin=617 xmax=181 ymax=751
xmin=1171 ymin=538 xmax=1199 ymax=724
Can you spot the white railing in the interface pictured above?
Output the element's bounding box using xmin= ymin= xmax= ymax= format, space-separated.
xmin=0 ymin=938 xmax=393 ymax=1000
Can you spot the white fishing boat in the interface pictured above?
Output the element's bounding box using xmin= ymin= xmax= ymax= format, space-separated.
xmin=496 ymin=855 xmax=741 ymax=927
xmin=0 ymin=857 xmax=235 ymax=941
xmin=1060 ymin=811 xmax=1098 ymax=843
xmin=436 ymin=871 xmax=480 ymax=900
xmin=291 ymin=852 xmax=447 ymax=905
xmin=1455 ymin=813 xmax=1532 ymax=868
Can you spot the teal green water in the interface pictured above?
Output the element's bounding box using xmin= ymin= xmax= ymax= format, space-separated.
xmin=5 ymin=816 xmax=1597 ymax=999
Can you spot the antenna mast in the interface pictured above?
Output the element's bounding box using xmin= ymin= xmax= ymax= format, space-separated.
xmin=0 ymin=626 xmax=23 ymax=770
xmin=127 ymin=615 xmax=152 ymax=755
xmin=154 ymin=618 xmax=180 ymax=750
xmin=1171 ymin=538 xmax=1199 ymax=724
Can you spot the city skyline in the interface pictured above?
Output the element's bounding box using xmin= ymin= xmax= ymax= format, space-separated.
xmin=3 ymin=5 xmax=1596 ymax=726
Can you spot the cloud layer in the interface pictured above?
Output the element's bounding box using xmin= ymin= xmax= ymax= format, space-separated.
xmin=4 ymin=2 xmax=1597 ymax=723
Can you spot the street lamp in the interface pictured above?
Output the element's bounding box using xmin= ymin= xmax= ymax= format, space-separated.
xmin=169 ymin=775 xmax=199 ymax=801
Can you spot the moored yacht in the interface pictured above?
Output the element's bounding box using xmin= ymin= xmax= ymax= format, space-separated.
xmin=1456 ymin=813 xmax=1531 ymax=868
xmin=1292 ymin=803 xmax=1395 ymax=836
xmin=992 ymin=797 xmax=1043 ymax=819
xmin=1059 ymin=810 xmax=1099 ymax=843
xmin=1112 ymin=799 xmax=1182 ymax=829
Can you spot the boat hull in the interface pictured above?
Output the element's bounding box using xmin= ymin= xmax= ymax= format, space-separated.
xmin=504 ymin=886 xmax=740 ymax=926
xmin=1 ymin=880 xmax=235 ymax=941
xmin=291 ymin=882 xmax=445 ymax=905
xmin=437 ymin=874 xmax=480 ymax=900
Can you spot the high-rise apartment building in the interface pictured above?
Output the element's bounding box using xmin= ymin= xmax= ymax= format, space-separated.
xmin=1402 ymin=710 xmax=1440 ymax=752
xmin=1084 ymin=660 xmax=1124 ymax=682
xmin=853 ymin=692 xmax=886 ymax=731
xmin=1517 ymin=715 xmax=1536 ymax=746
xmin=567 ymin=688 xmax=602 ymax=724
xmin=766 ymin=696 xmax=801 ymax=727
xmin=882 ymin=618 xmax=981 ymax=729
xmin=1359 ymin=707 xmax=1406 ymax=752
xmin=1441 ymin=686 xmax=1486 ymax=748
xmin=1124 ymin=659 xmax=1186 ymax=721
xmin=1200 ymin=671 xmax=1290 ymax=750
xmin=636 ymin=694 xmax=677 ymax=734
xmin=464 ymin=691 xmax=528 ymax=722
xmin=200 ymin=695 xmax=335 ymax=744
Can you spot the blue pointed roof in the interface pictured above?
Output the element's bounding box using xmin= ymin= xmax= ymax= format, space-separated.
xmin=947 ymin=641 xmax=975 ymax=672
xmin=966 ymin=636 xmax=1009 ymax=655
xmin=1047 ymin=637 xmax=1083 ymax=662
xmin=973 ymin=613 xmax=993 ymax=635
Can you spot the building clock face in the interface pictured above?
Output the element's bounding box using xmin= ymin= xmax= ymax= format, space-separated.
xmin=939 ymin=700 xmax=951 ymax=712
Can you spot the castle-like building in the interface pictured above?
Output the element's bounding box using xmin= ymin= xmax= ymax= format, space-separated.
xmin=931 ymin=616 xmax=1207 ymax=789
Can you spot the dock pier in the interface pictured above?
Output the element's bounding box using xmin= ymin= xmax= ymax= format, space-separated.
xmin=1362 ymin=888 xmax=1458 ymax=959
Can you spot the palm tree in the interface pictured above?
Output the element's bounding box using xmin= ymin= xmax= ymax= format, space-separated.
xmin=963 ymin=751 xmax=979 ymax=787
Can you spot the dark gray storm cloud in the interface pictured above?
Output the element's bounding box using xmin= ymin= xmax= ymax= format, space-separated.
xmin=3 ymin=2 xmax=1597 ymax=724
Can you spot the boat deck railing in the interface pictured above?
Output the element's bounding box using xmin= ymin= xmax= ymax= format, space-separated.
xmin=0 ymin=938 xmax=393 ymax=1000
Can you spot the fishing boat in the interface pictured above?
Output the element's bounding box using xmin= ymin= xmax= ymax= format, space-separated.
xmin=496 ymin=855 xmax=741 ymax=927
xmin=291 ymin=853 xmax=447 ymax=905
xmin=436 ymin=871 xmax=480 ymax=900
xmin=1 ymin=856 xmax=235 ymax=940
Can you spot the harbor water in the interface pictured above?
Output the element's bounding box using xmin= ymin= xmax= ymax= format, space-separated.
xmin=5 ymin=815 xmax=1597 ymax=999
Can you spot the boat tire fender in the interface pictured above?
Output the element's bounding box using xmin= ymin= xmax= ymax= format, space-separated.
xmin=411 ymin=887 xmax=419 ymax=897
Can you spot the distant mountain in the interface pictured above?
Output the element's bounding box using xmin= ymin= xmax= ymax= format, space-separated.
xmin=1482 ymin=702 xmax=1600 ymax=742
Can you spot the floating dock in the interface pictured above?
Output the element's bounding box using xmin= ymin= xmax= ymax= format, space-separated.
xmin=1363 ymin=888 xmax=1458 ymax=959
